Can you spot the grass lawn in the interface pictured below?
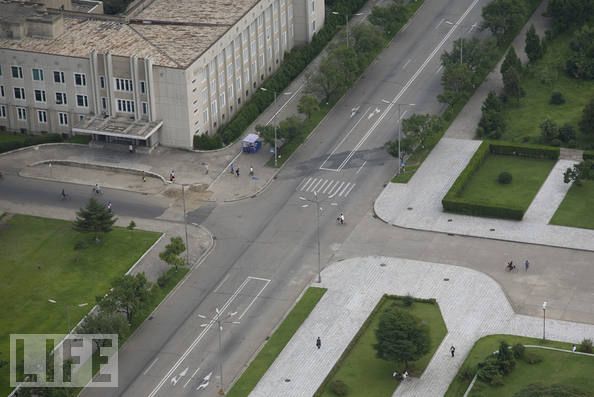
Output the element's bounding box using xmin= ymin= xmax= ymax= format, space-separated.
xmin=227 ymin=287 xmax=326 ymax=397
xmin=500 ymin=32 xmax=594 ymax=149
xmin=550 ymin=179 xmax=594 ymax=229
xmin=0 ymin=214 xmax=160 ymax=395
xmin=316 ymin=296 xmax=447 ymax=397
xmin=458 ymin=154 xmax=555 ymax=210
xmin=445 ymin=335 xmax=594 ymax=397
xmin=0 ymin=133 xmax=27 ymax=144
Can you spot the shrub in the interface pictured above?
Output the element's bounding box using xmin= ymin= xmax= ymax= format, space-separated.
xmin=550 ymin=91 xmax=565 ymax=105
xmin=157 ymin=268 xmax=177 ymax=288
xmin=330 ymin=379 xmax=349 ymax=396
xmin=193 ymin=133 xmax=223 ymax=150
xmin=127 ymin=220 xmax=136 ymax=230
xmin=512 ymin=343 xmax=525 ymax=359
xmin=402 ymin=294 xmax=414 ymax=307
xmin=498 ymin=171 xmax=513 ymax=184
xmin=488 ymin=141 xmax=560 ymax=160
xmin=559 ymin=124 xmax=576 ymax=142
xmin=74 ymin=240 xmax=89 ymax=250
xmin=522 ymin=351 xmax=543 ymax=364
xmin=579 ymin=338 xmax=593 ymax=353
xmin=458 ymin=365 xmax=477 ymax=381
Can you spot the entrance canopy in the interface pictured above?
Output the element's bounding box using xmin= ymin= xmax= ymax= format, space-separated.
xmin=73 ymin=115 xmax=163 ymax=146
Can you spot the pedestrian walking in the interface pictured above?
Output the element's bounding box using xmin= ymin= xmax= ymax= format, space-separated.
xmin=128 ymin=144 xmax=134 ymax=153
xmin=450 ymin=345 xmax=455 ymax=357
xmin=170 ymin=170 xmax=175 ymax=182
xmin=235 ymin=168 xmax=240 ymax=177
xmin=573 ymin=345 xmax=577 ymax=353
xmin=107 ymin=201 xmax=112 ymax=211
xmin=316 ymin=336 xmax=321 ymax=349
xmin=524 ymin=260 xmax=529 ymax=272
xmin=205 ymin=163 xmax=209 ymax=175
xmin=230 ymin=163 xmax=235 ymax=174
xmin=249 ymin=166 xmax=254 ymax=176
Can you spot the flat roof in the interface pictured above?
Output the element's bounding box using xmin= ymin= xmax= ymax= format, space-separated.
xmin=0 ymin=0 xmax=262 ymax=68
xmin=73 ymin=115 xmax=163 ymax=140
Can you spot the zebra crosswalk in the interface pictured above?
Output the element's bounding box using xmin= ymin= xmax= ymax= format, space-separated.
xmin=297 ymin=177 xmax=356 ymax=198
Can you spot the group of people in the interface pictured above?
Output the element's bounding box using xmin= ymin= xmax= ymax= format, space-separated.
xmin=61 ymin=185 xmax=111 ymax=211
xmin=506 ymin=260 xmax=529 ymax=272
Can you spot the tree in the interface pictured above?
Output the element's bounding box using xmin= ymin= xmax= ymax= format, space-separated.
xmin=439 ymin=63 xmax=474 ymax=105
xmin=540 ymin=118 xmax=560 ymax=144
xmin=77 ymin=311 xmax=130 ymax=349
xmin=579 ymin=97 xmax=594 ymax=135
xmin=441 ymin=37 xmax=498 ymax=79
xmin=547 ymin=0 xmax=594 ymax=33
xmin=513 ymin=383 xmax=591 ymax=397
xmin=307 ymin=45 xmax=359 ymax=103
xmin=502 ymin=66 xmax=523 ymax=103
xmin=255 ymin=124 xmax=277 ymax=147
xmin=374 ymin=306 xmax=430 ymax=368
xmin=481 ymin=0 xmax=527 ymax=44
xmin=566 ymin=25 xmax=594 ymax=80
xmin=525 ymin=24 xmax=544 ymax=63
xmin=159 ymin=236 xmax=187 ymax=270
xmin=477 ymin=91 xmax=506 ymax=139
xmin=369 ymin=0 xmax=408 ymax=36
xmin=97 ymin=273 xmax=152 ymax=324
xmin=501 ymin=48 xmax=522 ymax=76
xmin=352 ymin=23 xmax=386 ymax=62
xmin=563 ymin=160 xmax=594 ymax=185
xmin=297 ymin=95 xmax=320 ymax=119
xmin=72 ymin=198 xmax=117 ymax=243
xmin=278 ymin=116 xmax=304 ymax=140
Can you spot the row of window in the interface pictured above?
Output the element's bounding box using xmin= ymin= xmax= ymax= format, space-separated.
xmin=1 ymin=86 xmax=89 ymax=107
xmin=0 ymin=104 xmax=69 ymax=125
xmin=2 ymin=66 xmax=147 ymax=94
xmin=116 ymin=99 xmax=149 ymax=115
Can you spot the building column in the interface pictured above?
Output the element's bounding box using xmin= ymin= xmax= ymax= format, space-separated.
xmin=131 ymin=56 xmax=140 ymax=121
xmin=145 ymin=57 xmax=155 ymax=122
xmin=105 ymin=51 xmax=115 ymax=116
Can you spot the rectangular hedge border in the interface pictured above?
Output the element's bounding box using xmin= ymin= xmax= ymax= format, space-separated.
xmin=583 ymin=151 xmax=594 ymax=160
xmin=442 ymin=141 xmax=560 ymax=220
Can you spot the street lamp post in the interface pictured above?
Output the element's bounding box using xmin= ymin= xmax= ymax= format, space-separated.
xmin=259 ymin=88 xmax=292 ymax=167
xmin=181 ymin=184 xmax=190 ymax=266
xmin=199 ymin=309 xmax=240 ymax=395
xmin=396 ymin=103 xmax=415 ymax=175
xmin=332 ymin=12 xmax=367 ymax=48
xmin=444 ymin=20 xmax=478 ymax=64
xmin=542 ymin=301 xmax=547 ymax=341
xmin=299 ymin=192 xmax=322 ymax=283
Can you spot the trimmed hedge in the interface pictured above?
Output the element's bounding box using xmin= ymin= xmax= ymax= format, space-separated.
xmin=583 ymin=151 xmax=594 ymax=160
xmin=195 ymin=0 xmax=367 ymax=149
xmin=0 ymin=133 xmax=63 ymax=154
xmin=442 ymin=141 xmax=559 ymax=220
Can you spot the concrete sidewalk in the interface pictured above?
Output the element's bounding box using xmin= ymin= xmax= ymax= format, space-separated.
xmin=250 ymin=257 xmax=594 ymax=397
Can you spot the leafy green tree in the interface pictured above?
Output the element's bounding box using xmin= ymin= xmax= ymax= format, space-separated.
xmin=502 ymin=66 xmax=523 ymax=103
xmin=278 ymin=116 xmax=304 ymax=140
xmin=481 ymin=0 xmax=527 ymax=44
xmin=77 ymin=311 xmax=130 ymax=348
xmin=525 ymin=24 xmax=544 ymax=63
xmin=579 ymin=97 xmax=594 ymax=135
xmin=564 ymin=160 xmax=594 ymax=185
xmin=566 ymin=25 xmax=594 ymax=80
xmin=547 ymin=0 xmax=594 ymax=33
xmin=501 ymin=48 xmax=522 ymax=76
xmin=439 ymin=63 xmax=474 ymax=105
xmin=352 ymin=23 xmax=386 ymax=62
xmin=297 ymin=95 xmax=320 ymax=119
xmin=540 ymin=118 xmax=560 ymax=143
xmin=513 ymin=383 xmax=591 ymax=397
xmin=477 ymin=91 xmax=506 ymax=139
xmin=73 ymin=198 xmax=117 ymax=243
xmin=441 ymin=37 xmax=498 ymax=79
xmin=97 ymin=273 xmax=152 ymax=324
xmin=307 ymin=45 xmax=359 ymax=103
xmin=374 ymin=306 xmax=430 ymax=368
xmin=159 ymin=236 xmax=187 ymax=270
xmin=369 ymin=0 xmax=408 ymax=36
xmin=255 ymin=124 xmax=277 ymax=147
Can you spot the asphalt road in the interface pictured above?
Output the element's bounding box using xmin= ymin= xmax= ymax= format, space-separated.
xmin=3 ymin=0 xmax=561 ymax=396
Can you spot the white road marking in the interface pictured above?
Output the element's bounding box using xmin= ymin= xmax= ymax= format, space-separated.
xmin=302 ymin=177 xmax=317 ymax=192
xmin=435 ymin=65 xmax=443 ymax=75
xmin=350 ymin=105 xmax=360 ymax=118
xmin=143 ymin=357 xmax=159 ymax=376
xmin=338 ymin=183 xmax=352 ymax=197
xmin=315 ymin=179 xmax=329 ymax=193
xmin=148 ymin=277 xmax=253 ymax=397
xmin=238 ymin=278 xmax=271 ymax=320
xmin=183 ymin=367 xmax=201 ymax=388
xmin=171 ymin=367 xmax=189 ymax=386
xmin=402 ymin=59 xmax=411 ymax=69
xmin=214 ymin=273 xmax=231 ymax=294
xmin=399 ymin=110 xmax=409 ymax=121
xmin=309 ymin=178 xmax=323 ymax=192
xmin=319 ymin=107 xmax=371 ymax=171
xmin=356 ymin=160 xmax=367 ymax=174
xmin=196 ymin=371 xmax=212 ymax=391
xmin=331 ymin=0 xmax=481 ymax=172
xmin=323 ymin=180 xmax=337 ymax=194
xmin=329 ymin=182 xmax=345 ymax=199
xmin=343 ymin=183 xmax=356 ymax=197
xmin=435 ymin=18 xmax=444 ymax=30
xmin=298 ymin=177 xmax=313 ymax=191
xmin=265 ymin=84 xmax=304 ymax=126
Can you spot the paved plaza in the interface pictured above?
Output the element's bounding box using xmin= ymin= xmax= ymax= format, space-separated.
xmin=250 ymin=256 xmax=594 ymax=397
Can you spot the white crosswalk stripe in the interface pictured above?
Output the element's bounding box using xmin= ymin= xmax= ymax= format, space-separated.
xmin=297 ymin=178 xmax=356 ymax=198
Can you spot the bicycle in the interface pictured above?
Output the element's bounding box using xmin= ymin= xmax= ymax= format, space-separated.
xmin=60 ymin=193 xmax=71 ymax=201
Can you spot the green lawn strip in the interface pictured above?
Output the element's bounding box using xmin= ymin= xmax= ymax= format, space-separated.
xmin=445 ymin=335 xmax=594 ymax=397
xmin=226 ymin=287 xmax=327 ymax=397
xmin=501 ymin=32 xmax=594 ymax=148
xmin=0 ymin=214 xmax=160 ymax=396
xmin=0 ymin=133 xmax=27 ymax=144
xmin=457 ymin=154 xmax=555 ymax=210
xmin=267 ymin=0 xmax=424 ymax=169
xmin=316 ymin=296 xmax=447 ymax=397
xmin=550 ymin=179 xmax=594 ymax=229
xmin=66 ymin=135 xmax=91 ymax=144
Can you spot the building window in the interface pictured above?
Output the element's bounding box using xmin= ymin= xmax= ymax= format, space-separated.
xmin=11 ymin=66 xmax=23 ymax=79
xmin=0 ymin=105 xmax=6 ymax=118
xmin=220 ymin=92 xmax=225 ymax=107
xmin=0 ymin=85 xmax=4 ymax=97
xmin=74 ymin=73 xmax=87 ymax=86
xmin=236 ymin=77 xmax=241 ymax=91
xmin=79 ymin=114 xmax=85 ymax=121
xmin=13 ymin=87 xmax=25 ymax=100
xmin=211 ymin=100 xmax=217 ymax=116
xmin=58 ymin=112 xmax=68 ymax=126
xmin=56 ymin=92 xmax=67 ymax=105
xmin=203 ymin=108 xmax=208 ymax=123
xmin=116 ymin=99 xmax=135 ymax=113
xmin=311 ymin=0 xmax=315 ymax=12
xmin=140 ymin=81 xmax=146 ymax=94
xmin=17 ymin=107 xmax=27 ymax=120
xmin=38 ymin=110 xmax=47 ymax=124
xmin=76 ymin=94 xmax=88 ymax=107
xmin=32 ymin=68 xmax=44 ymax=81
xmin=312 ymin=20 xmax=316 ymax=33
xmin=115 ymin=78 xmax=133 ymax=92
xmin=229 ymin=84 xmax=234 ymax=99
xmin=34 ymin=89 xmax=46 ymax=103
xmin=210 ymin=78 xmax=216 ymax=92
xmin=101 ymin=97 xmax=107 ymax=110
xmin=0 ymin=65 xmax=2 ymax=77
xmin=283 ymin=31 xmax=287 ymax=46
xmin=99 ymin=76 xmax=105 ymax=89
xmin=53 ymin=71 xmax=65 ymax=84
xmin=142 ymin=102 xmax=148 ymax=115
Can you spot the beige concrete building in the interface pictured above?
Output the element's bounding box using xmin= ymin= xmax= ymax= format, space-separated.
xmin=0 ymin=0 xmax=324 ymax=149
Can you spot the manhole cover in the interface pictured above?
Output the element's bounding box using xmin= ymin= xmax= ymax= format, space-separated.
xmin=380 ymin=263 xmax=387 ymax=267
xmin=443 ymin=278 xmax=450 ymax=281
xmin=490 ymin=228 xmax=495 ymax=231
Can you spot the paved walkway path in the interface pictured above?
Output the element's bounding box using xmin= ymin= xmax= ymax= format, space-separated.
xmin=250 ymin=257 xmax=594 ymax=397
xmin=375 ymin=138 xmax=594 ymax=251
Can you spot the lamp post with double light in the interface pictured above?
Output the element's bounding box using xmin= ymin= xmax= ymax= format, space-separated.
xmin=259 ymin=88 xmax=292 ymax=167
xmin=542 ymin=301 xmax=547 ymax=341
xmin=396 ymin=103 xmax=415 ymax=174
xmin=331 ymin=12 xmax=367 ymax=48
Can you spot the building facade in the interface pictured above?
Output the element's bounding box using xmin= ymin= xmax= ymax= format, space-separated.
xmin=0 ymin=0 xmax=324 ymax=149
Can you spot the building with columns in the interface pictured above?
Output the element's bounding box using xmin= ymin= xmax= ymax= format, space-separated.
xmin=0 ymin=0 xmax=325 ymax=149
